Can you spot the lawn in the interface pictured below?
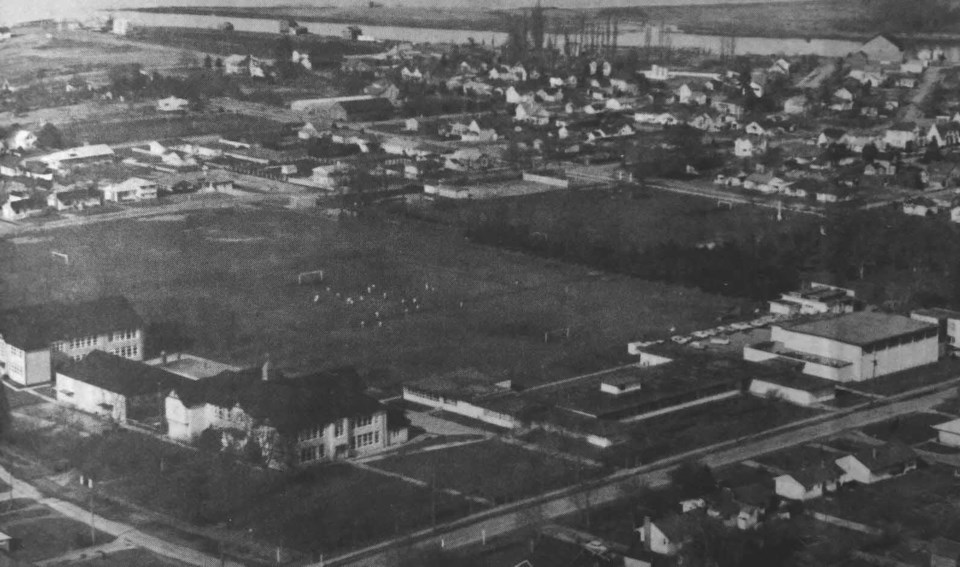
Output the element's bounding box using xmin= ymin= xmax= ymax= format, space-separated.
xmin=861 ymin=412 xmax=945 ymax=446
xmin=229 ymin=462 xmax=473 ymax=554
xmin=603 ymin=395 xmax=824 ymax=468
xmin=372 ymin=439 xmax=603 ymax=505
xmin=2 ymin=515 xmax=114 ymax=563
xmin=810 ymin=464 xmax=960 ymax=541
xmin=0 ymin=207 xmax=743 ymax=388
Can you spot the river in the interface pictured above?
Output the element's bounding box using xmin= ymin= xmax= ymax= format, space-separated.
xmin=111 ymin=9 xmax=870 ymax=58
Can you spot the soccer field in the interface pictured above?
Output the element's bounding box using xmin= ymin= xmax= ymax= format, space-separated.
xmin=0 ymin=207 xmax=745 ymax=388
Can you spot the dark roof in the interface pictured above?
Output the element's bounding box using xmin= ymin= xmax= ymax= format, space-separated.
xmin=54 ymin=188 xmax=99 ymax=203
xmin=784 ymin=463 xmax=842 ymax=489
xmin=337 ymin=98 xmax=395 ymax=121
xmin=9 ymin=197 xmax=45 ymax=213
xmin=59 ymin=350 xmax=186 ymax=397
xmin=850 ymin=442 xmax=917 ymax=472
xmin=732 ymin=483 xmax=774 ymax=507
xmin=170 ymin=367 xmax=384 ymax=434
xmin=821 ymin=128 xmax=846 ymax=139
xmin=782 ymin=312 xmax=936 ymax=348
xmin=866 ymin=33 xmax=904 ymax=51
xmin=0 ymin=296 xmax=143 ymax=351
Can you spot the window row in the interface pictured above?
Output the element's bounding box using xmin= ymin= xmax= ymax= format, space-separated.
xmin=112 ymin=345 xmax=139 ymax=358
xmin=351 ymin=431 xmax=380 ymax=449
xmin=299 ymin=444 xmax=325 ymax=464
xmin=356 ymin=415 xmax=374 ymax=428
xmin=111 ymin=330 xmax=137 ymax=341
xmin=299 ymin=425 xmax=325 ymax=442
xmin=68 ymin=336 xmax=100 ymax=349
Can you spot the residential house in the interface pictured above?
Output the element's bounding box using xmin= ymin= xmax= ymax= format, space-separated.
xmin=712 ymin=99 xmax=744 ymax=118
xmin=860 ymin=33 xmax=905 ymax=63
xmin=743 ymin=171 xmax=774 ymax=191
xmin=0 ymin=27 xmax=10 ymax=41
xmin=774 ymin=464 xmax=842 ymax=501
xmin=744 ymin=122 xmax=768 ymax=137
xmin=884 ymin=122 xmax=920 ymax=150
xmin=0 ymin=154 xmax=21 ymax=177
xmin=688 ymin=113 xmax=720 ymax=132
xmin=730 ymin=484 xmax=774 ymax=530
xmin=310 ymin=162 xmax=348 ymax=189
xmin=47 ymin=188 xmax=101 ymax=211
xmin=223 ymin=54 xmax=248 ymax=75
xmin=514 ymin=101 xmax=551 ymax=126
xmin=157 ymin=96 xmax=189 ymax=112
xmin=903 ymin=197 xmax=939 ymax=217
xmin=0 ymin=296 xmax=144 ymax=386
xmin=165 ymin=365 xmax=408 ymax=469
xmin=735 ymin=137 xmax=768 ymax=158
xmin=835 ymin=443 xmax=918 ymax=484
xmin=896 ymin=75 xmax=919 ymax=88
xmin=100 ymin=177 xmax=158 ymax=202
xmin=929 ymin=122 xmax=960 ymax=148
xmin=56 ymin=350 xmax=185 ymax=424
xmin=900 ymin=59 xmax=926 ymax=75
xmin=637 ymin=515 xmax=690 ymax=556
xmin=783 ymin=95 xmax=809 ymax=115
xmin=5 ymin=129 xmax=36 ymax=151
xmin=933 ymin=418 xmax=960 ymax=448
xmin=0 ymin=197 xmax=46 ymax=221
xmin=363 ymin=80 xmax=401 ymax=105
xmin=817 ymin=128 xmax=848 ymax=148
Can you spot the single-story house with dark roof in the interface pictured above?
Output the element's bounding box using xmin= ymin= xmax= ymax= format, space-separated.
xmin=774 ymin=463 xmax=843 ymax=501
xmin=0 ymin=296 xmax=144 ymax=386
xmin=56 ymin=351 xmax=186 ymax=423
xmin=835 ymin=442 xmax=918 ymax=484
xmin=47 ymin=188 xmax=101 ymax=211
xmin=165 ymin=364 xmax=407 ymax=468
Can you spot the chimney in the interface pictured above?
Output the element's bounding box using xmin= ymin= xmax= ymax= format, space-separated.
xmin=262 ymin=355 xmax=272 ymax=382
xmin=643 ymin=516 xmax=652 ymax=551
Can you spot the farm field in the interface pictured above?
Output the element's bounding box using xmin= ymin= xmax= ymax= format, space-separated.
xmin=372 ymin=439 xmax=603 ymax=505
xmin=63 ymin=111 xmax=287 ymax=146
xmin=0 ymin=206 xmax=746 ymax=388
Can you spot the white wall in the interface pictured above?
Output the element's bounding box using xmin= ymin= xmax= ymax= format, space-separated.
xmin=56 ymin=373 xmax=126 ymax=422
xmin=403 ymin=388 xmax=516 ymax=429
xmin=938 ymin=430 xmax=960 ymax=448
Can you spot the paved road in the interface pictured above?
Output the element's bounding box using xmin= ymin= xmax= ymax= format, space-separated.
xmin=322 ymin=386 xmax=955 ymax=567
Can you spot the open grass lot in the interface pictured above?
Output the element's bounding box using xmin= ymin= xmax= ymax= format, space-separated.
xmin=2 ymin=512 xmax=114 ymax=563
xmin=55 ymin=548 xmax=196 ymax=567
xmin=604 ymin=395 xmax=823 ymax=467
xmin=372 ymin=439 xmax=602 ymax=505
xmin=861 ymin=412 xmax=945 ymax=446
xmin=0 ymin=27 xmax=201 ymax=85
xmin=810 ymin=464 xmax=960 ymax=541
xmin=229 ymin=464 xmax=473 ymax=554
xmin=0 ymin=206 xmax=743 ymax=388
xmin=7 ymin=422 xmax=472 ymax=557
xmin=422 ymin=185 xmax=817 ymax=252
xmin=844 ymin=359 xmax=960 ymax=396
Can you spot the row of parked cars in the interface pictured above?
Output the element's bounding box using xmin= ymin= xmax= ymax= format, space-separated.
xmin=670 ymin=314 xmax=786 ymax=347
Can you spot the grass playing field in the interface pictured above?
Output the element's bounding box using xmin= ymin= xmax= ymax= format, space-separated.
xmin=0 ymin=205 xmax=747 ymax=389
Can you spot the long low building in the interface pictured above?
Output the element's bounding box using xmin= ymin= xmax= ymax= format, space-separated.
xmin=745 ymin=311 xmax=938 ymax=382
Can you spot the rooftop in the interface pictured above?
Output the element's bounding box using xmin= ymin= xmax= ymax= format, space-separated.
xmin=912 ymin=307 xmax=960 ymax=321
xmin=933 ymin=418 xmax=960 ymax=435
xmin=404 ymin=368 xmax=511 ymax=403
xmin=0 ymin=296 xmax=143 ymax=351
xmin=170 ymin=366 xmax=384 ymax=434
xmin=780 ymin=311 xmax=937 ymax=348
xmin=59 ymin=351 xmax=186 ymax=397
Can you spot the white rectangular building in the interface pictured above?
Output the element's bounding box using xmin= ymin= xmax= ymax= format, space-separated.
xmin=745 ymin=312 xmax=938 ymax=382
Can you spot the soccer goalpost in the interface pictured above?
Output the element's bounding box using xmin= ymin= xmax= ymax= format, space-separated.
xmin=297 ymin=269 xmax=324 ymax=285
xmin=51 ymin=251 xmax=70 ymax=265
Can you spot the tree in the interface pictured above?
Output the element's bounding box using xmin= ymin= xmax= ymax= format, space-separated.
xmin=203 ymin=54 xmax=213 ymax=69
xmin=36 ymin=123 xmax=65 ymax=149
xmin=214 ymin=57 xmax=223 ymax=69
xmin=669 ymin=460 xmax=716 ymax=499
